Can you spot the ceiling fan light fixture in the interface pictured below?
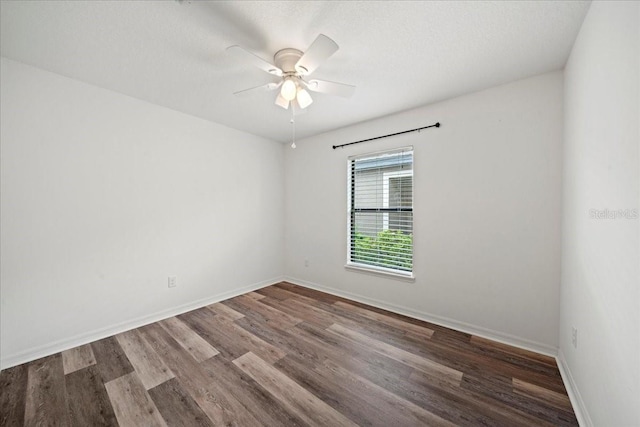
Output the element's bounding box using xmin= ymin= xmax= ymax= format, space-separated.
xmin=296 ymin=88 xmax=313 ymax=109
xmin=281 ymin=78 xmax=297 ymax=101
xmin=275 ymin=93 xmax=289 ymax=109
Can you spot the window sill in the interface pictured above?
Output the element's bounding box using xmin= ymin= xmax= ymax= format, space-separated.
xmin=345 ymin=263 xmax=415 ymax=282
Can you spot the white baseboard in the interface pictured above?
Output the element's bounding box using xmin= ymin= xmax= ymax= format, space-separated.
xmin=284 ymin=276 xmax=558 ymax=357
xmin=557 ymin=349 xmax=592 ymax=427
xmin=0 ymin=276 xmax=284 ymax=370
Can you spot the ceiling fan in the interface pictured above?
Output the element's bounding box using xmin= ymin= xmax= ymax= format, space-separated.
xmin=227 ymin=34 xmax=355 ymax=112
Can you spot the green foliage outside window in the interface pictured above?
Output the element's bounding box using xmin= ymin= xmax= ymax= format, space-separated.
xmin=353 ymin=229 xmax=413 ymax=271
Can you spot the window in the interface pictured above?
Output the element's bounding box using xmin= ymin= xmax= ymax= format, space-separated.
xmin=347 ymin=147 xmax=413 ymax=277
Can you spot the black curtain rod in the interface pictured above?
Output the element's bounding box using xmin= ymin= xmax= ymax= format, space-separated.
xmin=332 ymin=122 xmax=440 ymax=150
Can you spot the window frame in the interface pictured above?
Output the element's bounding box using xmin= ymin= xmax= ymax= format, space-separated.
xmin=382 ymin=170 xmax=413 ymax=231
xmin=345 ymin=146 xmax=415 ymax=281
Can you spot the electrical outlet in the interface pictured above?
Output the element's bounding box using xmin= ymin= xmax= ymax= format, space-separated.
xmin=168 ymin=276 xmax=177 ymax=288
xmin=304 ymin=258 xmax=309 ymax=267
xmin=571 ymin=327 xmax=578 ymax=349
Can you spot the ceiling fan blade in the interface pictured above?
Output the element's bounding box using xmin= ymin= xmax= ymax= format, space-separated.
xmin=295 ymin=34 xmax=339 ymax=76
xmin=233 ymin=81 xmax=282 ymax=97
xmin=226 ymin=45 xmax=283 ymax=76
xmin=305 ymin=79 xmax=356 ymax=98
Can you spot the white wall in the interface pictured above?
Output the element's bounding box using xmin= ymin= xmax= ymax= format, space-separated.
xmin=0 ymin=58 xmax=285 ymax=368
xmin=560 ymin=2 xmax=639 ymax=426
xmin=284 ymin=71 xmax=564 ymax=353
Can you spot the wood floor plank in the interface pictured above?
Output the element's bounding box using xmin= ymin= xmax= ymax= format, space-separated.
xmin=90 ymin=336 xmax=134 ymax=383
xmin=244 ymin=291 xmax=266 ymax=300
xmin=179 ymin=308 xmax=249 ymax=359
xmin=199 ymin=356 xmax=308 ymax=427
xmin=321 ymin=289 xmax=454 ymax=333
xmin=62 ymin=343 xmax=97 ymax=375
xmin=225 ymin=294 xmax=302 ymax=330
xmin=65 ymin=365 xmax=118 ymax=426
xmin=104 ymin=372 xmax=166 ymax=427
xmin=291 ymin=321 xmax=528 ymax=427
xmin=142 ymin=322 xmax=272 ymax=426
xmin=235 ymin=314 xmax=423 ymax=417
xmin=207 ymin=302 xmax=244 ymax=322
xmin=293 ymin=320 xmax=416 ymax=381
xmin=325 ymin=309 xmax=564 ymax=396
xmin=427 ymin=331 xmax=567 ymax=393
xmin=233 ymin=351 xmax=359 ymax=427
xmin=457 ymin=334 xmax=564 ymax=383
xmin=0 ymin=364 xmax=28 ymax=427
xmin=327 ymin=323 xmax=463 ymax=385
xmin=115 ymin=329 xmax=174 ymax=390
xmin=138 ymin=322 xmax=263 ymax=427
xmin=273 ymin=354 xmax=386 ymax=426
xmin=293 ymin=321 xmax=521 ymax=427
xmin=24 ymin=354 xmax=70 ymax=427
xmin=284 ymin=296 xmax=424 ymax=343
xmin=513 ymin=377 xmax=573 ymax=411
xmin=409 ymin=369 xmax=558 ymax=427
xmin=264 ymin=284 xmax=318 ymax=303
xmin=137 ymin=322 xmax=207 ymax=389
xmin=322 ymin=358 xmax=457 ymax=427
xmin=255 ymin=285 xmax=298 ymax=301
xmin=148 ymin=378 xmax=214 ymax=427
xmin=181 ymin=309 xmax=286 ymax=364
xmin=276 ymin=354 xmax=456 ymax=427
xmin=470 ymin=335 xmax=557 ymax=367
xmin=238 ymin=293 xmax=303 ymax=327
xmin=233 ymin=316 xmax=330 ymax=366
xmin=461 ymin=372 xmax=578 ymax=426
xmin=290 ymin=320 xmax=551 ymax=427
xmin=334 ymin=300 xmax=435 ymax=339
xmin=212 ymin=316 xmax=286 ymax=364
xmin=159 ymin=316 xmax=219 ymax=362
xmin=303 ymin=295 xmax=440 ymax=345
xmin=188 ymin=378 xmax=263 ymax=427
xmin=275 ymin=282 xmax=341 ymax=304
xmin=261 ymin=297 xmax=334 ymax=328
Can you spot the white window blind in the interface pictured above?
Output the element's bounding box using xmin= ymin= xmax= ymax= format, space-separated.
xmin=347 ymin=147 xmax=413 ymax=275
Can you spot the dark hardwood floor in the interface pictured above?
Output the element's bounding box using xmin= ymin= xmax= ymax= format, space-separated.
xmin=0 ymin=282 xmax=578 ymax=426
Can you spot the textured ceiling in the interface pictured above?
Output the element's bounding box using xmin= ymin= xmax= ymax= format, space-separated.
xmin=0 ymin=1 xmax=590 ymax=142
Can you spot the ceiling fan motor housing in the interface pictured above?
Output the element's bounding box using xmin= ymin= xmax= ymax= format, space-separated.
xmin=274 ymin=48 xmax=304 ymax=74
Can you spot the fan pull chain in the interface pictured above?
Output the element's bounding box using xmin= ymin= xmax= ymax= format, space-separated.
xmin=290 ymin=110 xmax=296 ymax=149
